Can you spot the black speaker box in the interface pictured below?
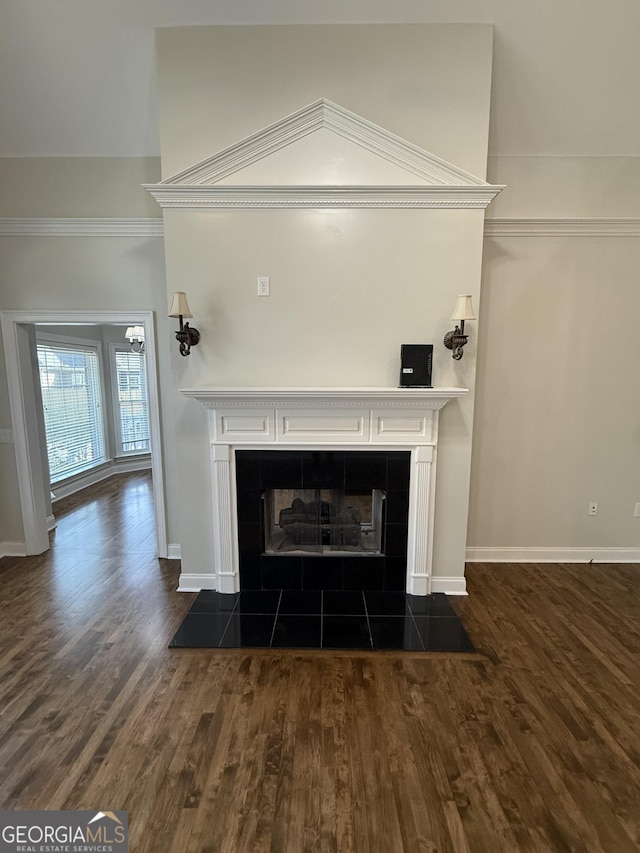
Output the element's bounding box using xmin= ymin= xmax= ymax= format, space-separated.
xmin=399 ymin=344 xmax=433 ymax=387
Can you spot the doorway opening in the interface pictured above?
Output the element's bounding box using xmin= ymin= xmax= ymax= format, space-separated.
xmin=0 ymin=310 xmax=167 ymax=558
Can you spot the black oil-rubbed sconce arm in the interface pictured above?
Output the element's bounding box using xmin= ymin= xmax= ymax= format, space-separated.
xmin=169 ymin=291 xmax=200 ymax=357
xmin=443 ymin=295 xmax=476 ymax=360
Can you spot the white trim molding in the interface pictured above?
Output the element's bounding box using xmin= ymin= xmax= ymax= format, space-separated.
xmin=144 ymin=186 xmax=502 ymax=210
xmin=430 ymin=576 xmax=468 ymax=595
xmin=0 ymin=542 xmax=27 ymax=558
xmin=145 ymin=99 xmax=503 ymax=210
xmin=177 ymin=573 xmax=215 ymax=592
xmin=484 ymin=218 xmax=640 ymax=237
xmin=3 ymin=216 xmax=638 ymax=238
xmin=0 ymin=218 xmax=164 ymax=237
xmin=167 ymin=544 xmax=182 ymax=560
xmin=466 ymin=547 xmax=640 ymax=563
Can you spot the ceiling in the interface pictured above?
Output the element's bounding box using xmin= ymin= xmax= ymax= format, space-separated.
xmin=0 ymin=0 xmax=638 ymax=158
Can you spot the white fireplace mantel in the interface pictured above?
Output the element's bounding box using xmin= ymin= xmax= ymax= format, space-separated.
xmin=181 ymin=386 xmax=466 ymax=406
xmin=180 ymin=387 xmax=467 ymax=595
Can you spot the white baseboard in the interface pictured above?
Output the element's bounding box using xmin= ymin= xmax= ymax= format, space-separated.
xmin=177 ymin=572 xmax=217 ymax=592
xmin=47 ymin=514 xmax=56 ymax=532
xmin=52 ymin=456 xmax=151 ymax=502
xmin=176 ymin=572 xmax=469 ymax=595
xmin=167 ymin=543 xmax=182 ymax=560
xmin=466 ymin=547 xmax=640 ymax=563
xmin=114 ymin=455 xmax=153 ymax=473
xmin=430 ymin=576 xmax=468 ymax=595
xmin=0 ymin=541 xmax=27 ymax=558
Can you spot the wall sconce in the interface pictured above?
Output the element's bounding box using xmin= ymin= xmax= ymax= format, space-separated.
xmin=443 ymin=295 xmax=476 ymax=360
xmin=124 ymin=325 xmax=145 ymax=354
xmin=169 ymin=291 xmax=200 ymax=357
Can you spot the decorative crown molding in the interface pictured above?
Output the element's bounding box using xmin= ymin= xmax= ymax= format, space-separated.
xmin=147 ymin=186 xmax=502 ymax=209
xmin=2 ymin=216 xmax=638 ymax=237
xmin=145 ymin=99 xmax=504 ymax=210
xmin=484 ymin=217 xmax=640 ymax=236
xmin=0 ymin=217 xmax=164 ymax=237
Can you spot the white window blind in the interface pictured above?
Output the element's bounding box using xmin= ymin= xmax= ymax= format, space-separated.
xmin=114 ymin=350 xmax=150 ymax=454
xmin=37 ymin=342 xmax=106 ymax=483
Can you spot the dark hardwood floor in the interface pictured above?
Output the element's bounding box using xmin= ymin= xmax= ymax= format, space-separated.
xmin=1 ymin=471 xmax=639 ymax=851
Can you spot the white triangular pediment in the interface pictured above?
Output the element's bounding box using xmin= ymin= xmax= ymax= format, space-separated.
xmin=145 ymin=99 xmax=504 ymax=208
xmin=214 ymin=129 xmax=425 ymax=187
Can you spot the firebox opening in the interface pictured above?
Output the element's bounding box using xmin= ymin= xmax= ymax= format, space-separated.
xmin=263 ymin=488 xmax=385 ymax=556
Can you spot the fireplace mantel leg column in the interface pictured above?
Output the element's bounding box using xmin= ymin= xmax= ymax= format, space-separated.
xmin=406 ymin=445 xmax=434 ymax=595
xmin=210 ymin=444 xmax=239 ymax=593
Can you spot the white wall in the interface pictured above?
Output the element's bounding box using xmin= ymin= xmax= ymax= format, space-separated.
xmin=156 ymin=24 xmax=493 ymax=179
xmin=0 ymin=158 xmax=161 ymax=217
xmin=156 ymin=24 xmax=494 ymax=588
xmin=469 ymin=157 xmax=640 ymax=560
xmin=1 ymin=1 xmax=639 ymax=160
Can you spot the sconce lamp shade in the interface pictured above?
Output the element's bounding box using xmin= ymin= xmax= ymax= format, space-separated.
xmin=451 ymin=295 xmax=476 ymax=322
xmin=125 ymin=325 xmax=145 ymax=342
xmin=169 ymin=291 xmax=193 ymax=319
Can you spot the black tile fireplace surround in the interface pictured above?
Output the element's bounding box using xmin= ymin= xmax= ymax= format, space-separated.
xmin=236 ymin=450 xmax=411 ymax=592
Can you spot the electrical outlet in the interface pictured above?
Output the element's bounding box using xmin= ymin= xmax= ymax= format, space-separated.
xmin=257 ymin=276 xmax=270 ymax=296
xmin=634 ymin=502 xmax=640 ymax=518
xmin=588 ymin=502 xmax=598 ymax=516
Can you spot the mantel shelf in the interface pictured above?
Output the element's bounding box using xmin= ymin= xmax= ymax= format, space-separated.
xmin=180 ymin=386 xmax=468 ymax=410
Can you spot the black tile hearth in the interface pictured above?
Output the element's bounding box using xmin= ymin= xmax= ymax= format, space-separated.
xmin=273 ymin=614 xmax=322 ymax=648
xmin=364 ymin=590 xmax=410 ymax=616
xmin=323 ymin=589 xmax=366 ymax=615
xmin=323 ymin=615 xmax=372 ymax=649
xmin=279 ymin=589 xmax=322 ymax=614
xmin=412 ymin=616 xmax=476 ymax=652
xmin=219 ymin=614 xmax=275 ymax=648
xmin=170 ymin=613 xmax=231 ymax=647
xmin=368 ymin=615 xmax=424 ymax=651
xmin=405 ymin=592 xmax=458 ymax=617
xmin=233 ymin=589 xmax=281 ymax=614
xmin=169 ymin=590 xmax=477 ymax=653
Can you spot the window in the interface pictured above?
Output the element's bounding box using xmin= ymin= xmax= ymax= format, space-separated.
xmin=37 ymin=342 xmax=107 ymax=483
xmin=112 ymin=348 xmax=150 ymax=455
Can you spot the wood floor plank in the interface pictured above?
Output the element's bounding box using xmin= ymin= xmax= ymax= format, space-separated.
xmin=1 ymin=474 xmax=639 ymax=851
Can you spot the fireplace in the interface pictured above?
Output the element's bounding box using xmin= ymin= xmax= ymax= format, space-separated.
xmin=236 ymin=450 xmax=410 ymax=591
xmin=265 ymin=490 xmax=384 ymax=554
xmin=180 ymin=387 xmax=467 ymax=595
